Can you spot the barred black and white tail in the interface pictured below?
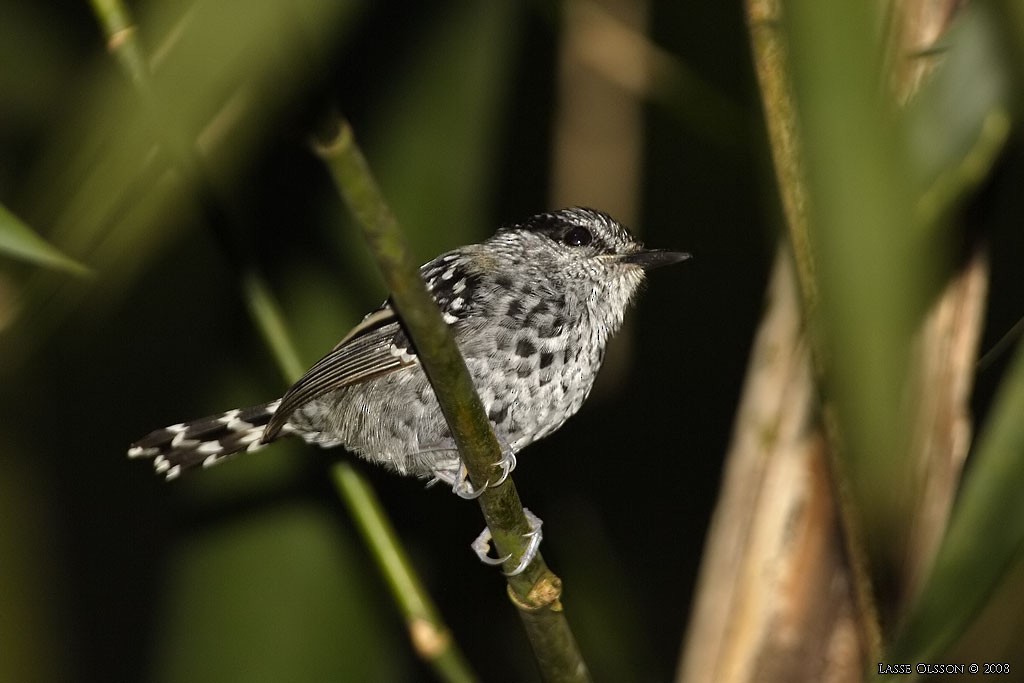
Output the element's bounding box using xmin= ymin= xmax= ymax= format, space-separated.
xmin=128 ymin=400 xmax=289 ymax=480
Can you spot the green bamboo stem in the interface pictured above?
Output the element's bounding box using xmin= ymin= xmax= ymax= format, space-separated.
xmin=88 ymin=3 xmax=477 ymax=679
xmin=332 ymin=463 xmax=477 ymax=683
xmin=313 ymin=113 xmax=590 ymax=683
xmin=88 ymin=0 xmax=149 ymax=90
xmin=241 ymin=272 xmax=305 ymax=382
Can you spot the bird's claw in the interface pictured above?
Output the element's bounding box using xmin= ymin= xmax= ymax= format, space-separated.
xmin=446 ymin=446 xmax=518 ymax=499
xmin=471 ymin=508 xmax=543 ymax=576
xmin=491 ymin=449 xmax=517 ymax=487
xmin=452 ymin=462 xmax=487 ymax=499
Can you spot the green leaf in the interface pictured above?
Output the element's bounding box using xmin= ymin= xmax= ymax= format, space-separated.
xmin=906 ymin=5 xmax=1012 ymax=227
xmin=0 ymin=203 xmax=90 ymax=276
xmin=890 ymin=340 xmax=1024 ymax=666
xmin=785 ymin=0 xmax=922 ymax=568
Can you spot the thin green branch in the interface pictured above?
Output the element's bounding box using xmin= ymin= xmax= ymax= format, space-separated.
xmin=241 ymin=272 xmax=305 ymax=382
xmin=746 ymin=0 xmax=818 ymax=316
xmin=89 ymin=0 xmax=300 ymax=383
xmin=88 ymin=0 xmax=150 ymax=90
xmin=332 ymin=464 xmax=477 ymax=683
xmin=313 ymin=113 xmax=590 ymax=682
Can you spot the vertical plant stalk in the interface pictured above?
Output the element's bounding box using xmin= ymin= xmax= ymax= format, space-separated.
xmin=682 ymin=3 xmax=881 ymax=679
xmin=725 ymin=0 xmax=885 ymax=666
xmin=88 ymin=3 xmax=477 ymax=679
xmin=313 ymin=114 xmax=590 ymax=683
xmin=695 ymin=4 xmax=985 ymax=681
xmin=746 ymin=0 xmax=817 ymax=316
xmin=677 ymin=249 xmax=867 ymax=683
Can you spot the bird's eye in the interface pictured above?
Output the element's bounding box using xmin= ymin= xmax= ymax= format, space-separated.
xmin=562 ymin=226 xmax=592 ymax=247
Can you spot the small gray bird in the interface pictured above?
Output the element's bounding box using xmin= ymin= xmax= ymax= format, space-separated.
xmin=130 ymin=207 xmax=688 ymax=501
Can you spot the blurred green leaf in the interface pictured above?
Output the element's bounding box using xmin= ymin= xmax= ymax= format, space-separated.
xmin=17 ymin=0 xmax=360 ymax=333
xmin=785 ymin=0 xmax=922 ymax=572
xmin=890 ymin=340 xmax=1024 ymax=667
xmin=0 ymin=203 xmax=90 ymax=276
xmin=906 ymin=5 xmax=1012 ymax=227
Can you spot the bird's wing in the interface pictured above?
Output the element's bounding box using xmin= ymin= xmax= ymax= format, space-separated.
xmin=264 ymin=251 xmax=484 ymax=440
xmin=264 ymin=303 xmax=415 ymax=439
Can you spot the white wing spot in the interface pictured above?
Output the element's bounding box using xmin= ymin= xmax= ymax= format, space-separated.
xmin=165 ymin=423 xmax=187 ymax=433
xmin=165 ymin=465 xmax=182 ymax=480
xmin=266 ymin=399 xmax=282 ymax=414
xmin=154 ymin=456 xmax=170 ymax=473
xmin=441 ymin=267 xmax=455 ymax=280
xmin=202 ymin=454 xmax=221 ymax=468
xmin=217 ymin=409 xmax=240 ymax=424
xmin=389 ymin=344 xmax=417 ymax=363
xmin=442 ymin=312 xmax=458 ymax=324
xmin=450 ymin=297 xmax=464 ymax=310
xmin=453 ymin=278 xmax=466 ymax=293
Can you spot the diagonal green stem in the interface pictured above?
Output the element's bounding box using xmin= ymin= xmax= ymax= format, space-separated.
xmin=313 ymin=113 xmax=590 ymax=682
xmin=89 ymin=0 xmax=297 ymax=382
xmin=332 ymin=463 xmax=477 ymax=683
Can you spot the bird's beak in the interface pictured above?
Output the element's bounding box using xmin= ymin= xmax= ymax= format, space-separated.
xmin=618 ymin=249 xmax=691 ymax=270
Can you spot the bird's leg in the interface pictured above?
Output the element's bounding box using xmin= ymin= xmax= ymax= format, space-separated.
xmin=471 ymin=508 xmax=543 ymax=576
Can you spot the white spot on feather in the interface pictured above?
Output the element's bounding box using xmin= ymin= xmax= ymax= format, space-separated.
xmin=226 ymin=418 xmax=253 ymax=432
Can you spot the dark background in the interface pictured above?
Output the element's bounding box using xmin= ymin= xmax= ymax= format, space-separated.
xmin=4 ymin=1 xmax=1023 ymax=681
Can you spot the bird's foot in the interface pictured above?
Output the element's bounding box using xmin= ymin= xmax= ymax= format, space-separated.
xmin=426 ymin=443 xmax=518 ymax=499
xmin=471 ymin=508 xmax=543 ymax=576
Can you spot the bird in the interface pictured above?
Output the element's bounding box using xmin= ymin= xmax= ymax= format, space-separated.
xmin=129 ymin=207 xmax=688 ymax=571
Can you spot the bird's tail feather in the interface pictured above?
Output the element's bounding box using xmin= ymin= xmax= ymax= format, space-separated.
xmin=128 ymin=400 xmax=289 ymax=480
